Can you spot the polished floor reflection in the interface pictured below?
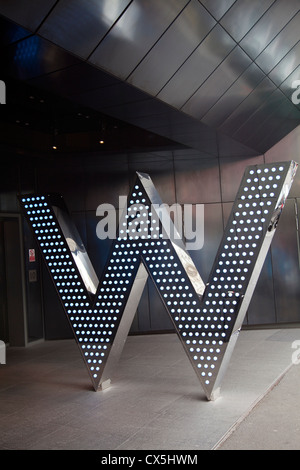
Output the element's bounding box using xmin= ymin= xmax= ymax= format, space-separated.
xmin=0 ymin=328 xmax=299 ymax=450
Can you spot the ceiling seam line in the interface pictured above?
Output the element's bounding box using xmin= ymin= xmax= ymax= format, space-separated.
xmin=34 ymin=0 xmax=61 ymax=34
xmin=154 ymin=23 xmax=219 ymax=98
xmin=200 ymin=34 xmax=300 ymax=124
xmin=230 ymin=85 xmax=289 ymax=142
xmin=178 ymin=44 xmax=241 ymax=111
xmin=251 ymin=10 xmax=300 ymax=71
xmin=197 ymin=0 xmax=238 ymax=23
xmin=125 ymin=0 xmax=192 ymax=82
xmin=85 ymin=0 xmax=135 ymax=62
xmin=265 ymin=39 xmax=300 ymax=90
xmin=224 ymin=0 xmax=278 ymax=46
xmin=197 ymin=62 xmax=261 ymax=122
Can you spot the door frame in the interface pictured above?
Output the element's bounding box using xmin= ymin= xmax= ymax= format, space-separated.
xmin=0 ymin=213 xmax=28 ymax=346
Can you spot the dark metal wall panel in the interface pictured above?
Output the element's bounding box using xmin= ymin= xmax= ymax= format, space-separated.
xmin=264 ymin=125 xmax=300 ymax=199
xmin=189 ymin=202 xmax=223 ymax=284
xmin=133 ymin=281 xmax=151 ymax=333
xmin=0 ymin=0 xmax=57 ymax=32
xmin=219 ymin=155 xmax=264 ymax=202
xmin=42 ymin=263 xmax=72 ymax=340
xmin=89 ymin=0 xmax=189 ymax=79
xmin=247 ymin=252 xmax=276 ymax=325
xmin=22 ymin=220 xmax=44 ymax=341
xmin=272 ymin=198 xmax=300 ymax=323
xmin=174 ymin=157 xmax=221 ymax=204
xmin=38 ymin=0 xmax=132 ymax=59
xmin=36 ymin=156 xmax=86 ymax=213
xmin=85 ymin=211 xmax=113 ymax=280
xmin=221 ymin=201 xmax=276 ymax=325
xmin=127 ymin=0 xmax=216 ymax=95
xmin=148 ymin=280 xmax=175 ymax=332
xmin=157 ymin=25 xmax=236 ymax=109
xmin=4 ymin=219 xmax=27 ymax=346
xmin=84 ymin=154 xmax=129 ymax=210
xmin=217 ymin=133 xmax=259 ymax=158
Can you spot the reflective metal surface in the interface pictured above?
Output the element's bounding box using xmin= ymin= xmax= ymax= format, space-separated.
xmin=219 ymin=78 xmax=276 ymax=137
xmin=127 ymin=0 xmax=216 ymax=95
xmin=239 ymin=0 xmax=299 ymax=59
xmin=0 ymin=1 xmax=299 ymax=153
xmin=52 ymin=197 xmax=99 ymax=295
xmin=201 ymin=62 xmax=265 ymax=128
xmin=157 ymin=25 xmax=236 ymax=109
xmin=255 ymin=12 xmax=300 ymax=75
xmin=89 ymin=0 xmax=189 ymax=79
xmin=200 ymin=0 xmax=236 ymax=21
xmin=182 ymin=46 xmax=252 ymax=119
xmin=272 ymin=198 xmax=300 ymax=323
xmin=0 ymin=0 xmax=57 ymax=31
xmin=269 ymin=42 xmax=300 ymax=87
xmin=19 ymin=161 xmax=297 ymax=399
xmin=220 ymin=0 xmax=274 ymax=42
xmin=38 ymin=0 xmax=132 ymax=59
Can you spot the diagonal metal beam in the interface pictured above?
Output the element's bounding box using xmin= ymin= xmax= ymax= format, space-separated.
xmin=19 ymin=160 xmax=297 ymax=399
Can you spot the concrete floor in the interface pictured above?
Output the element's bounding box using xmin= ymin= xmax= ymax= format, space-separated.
xmin=0 ymin=328 xmax=300 ymax=450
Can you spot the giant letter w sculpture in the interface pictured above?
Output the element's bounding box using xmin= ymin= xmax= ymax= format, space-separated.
xmin=19 ymin=161 xmax=297 ymax=400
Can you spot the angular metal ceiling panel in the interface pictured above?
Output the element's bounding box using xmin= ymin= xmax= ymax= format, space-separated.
xmin=0 ymin=0 xmax=299 ymax=156
xmin=1 ymin=34 xmax=80 ymax=81
xmin=220 ymin=0 xmax=275 ymax=42
xmin=127 ymin=0 xmax=216 ymax=95
xmin=219 ymin=77 xmax=276 ymax=135
xmin=269 ymin=41 xmax=300 ymax=86
xmin=38 ymin=0 xmax=132 ymax=59
xmin=280 ymin=64 xmax=300 ymax=97
xmin=255 ymin=12 xmax=300 ymax=74
xmin=232 ymin=88 xmax=289 ymax=142
xmin=239 ymin=0 xmax=300 ymax=59
xmin=201 ymin=62 xmax=265 ymax=128
xmin=0 ymin=15 xmax=32 ymax=46
xmin=0 ymin=0 xmax=57 ymax=31
xmin=73 ymin=82 xmax=150 ymax=110
xmin=182 ymin=46 xmax=252 ymax=119
xmin=199 ymin=0 xmax=236 ymax=20
xmin=157 ymin=25 xmax=236 ymax=108
xmin=89 ymin=0 xmax=189 ymax=79
xmin=28 ymin=62 xmax=119 ymax=98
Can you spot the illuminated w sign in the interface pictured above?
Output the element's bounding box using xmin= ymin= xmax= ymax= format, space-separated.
xmin=19 ymin=161 xmax=297 ymax=400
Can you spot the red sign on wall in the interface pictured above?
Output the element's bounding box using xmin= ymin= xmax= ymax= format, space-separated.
xmin=29 ymin=249 xmax=35 ymax=262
